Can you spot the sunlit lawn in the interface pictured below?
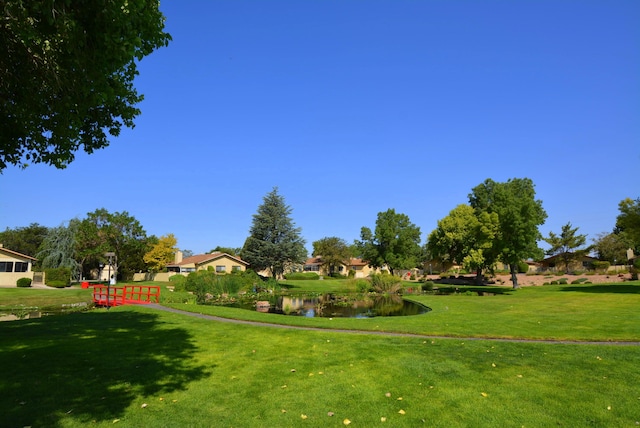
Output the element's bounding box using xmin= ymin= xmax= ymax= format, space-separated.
xmin=1 ymin=280 xmax=639 ymax=427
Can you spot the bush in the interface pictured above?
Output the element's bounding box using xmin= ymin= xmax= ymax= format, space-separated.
xmin=47 ymin=280 xmax=68 ymax=288
xmin=369 ymin=273 xmax=402 ymax=293
xmin=169 ymin=274 xmax=187 ymax=291
xmin=571 ymin=278 xmax=589 ymax=284
xmin=284 ymin=272 xmax=319 ymax=280
xmin=184 ymin=269 xmax=265 ymax=303
xmin=592 ymin=261 xmax=610 ymax=274
xmin=44 ymin=267 xmax=71 ymax=287
xmin=558 ymin=278 xmax=568 ymax=284
xmin=421 ymin=281 xmax=435 ymax=292
xmin=348 ymin=278 xmax=371 ymax=293
xmin=517 ymin=261 xmax=529 ymax=273
xmin=16 ymin=277 xmax=32 ymax=287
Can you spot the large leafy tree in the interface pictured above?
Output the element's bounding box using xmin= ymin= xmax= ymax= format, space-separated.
xmin=144 ymin=233 xmax=178 ymax=273
xmin=75 ymin=208 xmax=151 ymax=280
xmin=615 ymin=197 xmax=640 ymax=255
xmin=0 ymin=1 xmax=171 ymax=170
xmin=469 ymin=178 xmax=547 ymax=288
xmin=426 ymin=204 xmax=499 ymax=284
xmin=241 ymin=188 xmax=307 ymax=279
xmin=36 ymin=220 xmax=81 ymax=279
xmin=542 ymin=222 xmax=590 ymax=273
xmin=209 ymin=246 xmax=242 ymax=257
xmin=0 ymin=223 xmax=49 ymax=258
xmin=357 ymin=209 xmax=422 ymax=276
xmin=312 ymin=237 xmax=352 ymax=275
xmin=593 ymin=232 xmax=632 ymax=265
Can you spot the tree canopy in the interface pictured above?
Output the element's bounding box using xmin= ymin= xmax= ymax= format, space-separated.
xmin=426 ymin=204 xmax=498 ymax=283
xmin=615 ymin=197 xmax=640 ymax=255
xmin=0 ymin=1 xmax=171 ymax=170
xmin=36 ymin=221 xmax=81 ymax=277
xmin=357 ymin=209 xmax=422 ymax=276
xmin=469 ymin=178 xmax=547 ymax=288
xmin=312 ymin=236 xmax=352 ymax=275
xmin=241 ymin=188 xmax=307 ymax=279
xmin=543 ymin=222 xmax=590 ymax=272
xmin=0 ymin=223 xmax=49 ymax=259
xmin=144 ymin=233 xmax=178 ymax=273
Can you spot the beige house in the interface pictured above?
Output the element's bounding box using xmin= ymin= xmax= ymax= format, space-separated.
xmin=303 ymin=257 xmax=381 ymax=278
xmin=166 ymin=251 xmax=249 ymax=275
xmin=0 ymin=244 xmax=37 ymax=286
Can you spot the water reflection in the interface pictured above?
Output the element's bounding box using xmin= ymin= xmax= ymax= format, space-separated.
xmin=231 ymin=294 xmax=431 ymax=318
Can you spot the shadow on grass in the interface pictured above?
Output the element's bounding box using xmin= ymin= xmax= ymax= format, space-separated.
xmin=0 ymin=310 xmax=210 ymax=427
xmin=559 ymin=283 xmax=640 ymax=294
xmin=432 ymin=286 xmax=514 ymax=295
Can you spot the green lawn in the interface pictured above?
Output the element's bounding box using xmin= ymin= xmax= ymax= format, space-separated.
xmin=1 ymin=281 xmax=639 ymax=427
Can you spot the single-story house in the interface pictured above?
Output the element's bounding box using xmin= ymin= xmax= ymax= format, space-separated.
xmin=538 ymin=252 xmax=599 ymax=272
xmin=303 ymin=257 xmax=381 ymax=278
xmin=0 ymin=244 xmax=37 ymax=286
xmin=166 ymin=251 xmax=249 ymax=275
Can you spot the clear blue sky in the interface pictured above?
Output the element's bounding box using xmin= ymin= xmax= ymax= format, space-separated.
xmin=1 ymin=0 xmax=639 ymax=255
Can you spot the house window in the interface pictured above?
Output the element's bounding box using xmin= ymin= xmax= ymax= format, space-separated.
xmin=0 ymin=262 xmax=14 ymax=272
xmin=232 ymin=265 xmax=241 ymax=271
xmin=304 ymin=265 xmax=319 ymax=272
xmin=216 ymin=265 xmax=226 ymax=273
xmin=14 ymin=262 xmax=28 ymax=272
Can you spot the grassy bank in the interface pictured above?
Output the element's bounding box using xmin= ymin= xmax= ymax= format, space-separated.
xmin=1 ymin=305 xmax=639 ymax=427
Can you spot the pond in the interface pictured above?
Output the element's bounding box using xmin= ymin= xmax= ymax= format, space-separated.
xmin=0 ymin=302 xmax=91 ymax=322
xmin=228 ymin=294 xmax=431 ymax=318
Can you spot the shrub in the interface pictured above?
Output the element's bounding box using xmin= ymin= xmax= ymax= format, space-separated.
xmin=284 ymin=272 xmax=319 ymax=280
xmin=44 ymin=267 xmax=71 ymax=287
xmin=369 ymin=273 xmax=402 ymax=293
xmin=47 ymin=280 xmax=68 ymax=288
xmin=558 ymin=278 xmax=568 ymax=284
xmin=16 ymin=277 xmax=32 ymax=287
xmin=592 ymin=261 xmax=610 ymax=274
xmin=328 ymin=272 xmax=346 ymax=279
xmin=571 ymin=278 xmax=589 ymax=284
xmin=169 ymin=274 xmax=187 ymax=291
xmin=348 ymin=278 xmax=371 ymax=293
xmin=422 ymin=281 xmax=435 ymax=292
xmin=517 ymin=261 xmax=529 ymax=273
xmin=184 ymin=269 xmax=264 ymax=303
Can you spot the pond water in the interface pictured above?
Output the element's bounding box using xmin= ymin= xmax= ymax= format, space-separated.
xmin=0 ymin=302 xmax=91 ymax=322
xmin=229 ymin=294 xmax=431 ymax=318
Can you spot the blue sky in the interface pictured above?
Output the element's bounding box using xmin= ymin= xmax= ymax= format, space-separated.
xmin=1 ymin=0 xmax=639 ymax=255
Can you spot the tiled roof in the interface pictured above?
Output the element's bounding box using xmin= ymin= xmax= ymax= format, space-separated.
xmin=0 ymin=245 xmax=37 ymax=261
xmin=167 ymin=252 xmax=248 ymax=267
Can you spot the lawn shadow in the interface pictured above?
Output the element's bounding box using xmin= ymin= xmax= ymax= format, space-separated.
xmin=0 ymin=310 xmax=210 ymax=427
xmin=559 ymin=283 xmax=640 ymax=294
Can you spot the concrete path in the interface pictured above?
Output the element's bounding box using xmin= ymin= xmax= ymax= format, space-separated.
xmin=145 ymin=304 xmax=640 ymax=346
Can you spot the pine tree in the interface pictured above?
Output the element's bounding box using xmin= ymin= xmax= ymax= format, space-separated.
xmin=242 ymin=188 xmax=307 ymax=279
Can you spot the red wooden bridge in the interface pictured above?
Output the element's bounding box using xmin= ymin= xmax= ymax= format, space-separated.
xmin=92 ymin=284 xmax=161 ymax=307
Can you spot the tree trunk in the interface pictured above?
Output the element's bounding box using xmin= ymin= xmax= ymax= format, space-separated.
xmin=510 ymin=264 xmax=520 ymax=289
xmin=474 ymin=269 xmax=484 ymax=285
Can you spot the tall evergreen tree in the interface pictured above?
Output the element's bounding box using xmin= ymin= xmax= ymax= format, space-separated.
xmin=37 ymin=220 xmax=81 ymax=279
xmin=242 ymin=188 xmax=307 ymax=279
xmin=469 ymin=178 xmax=547 ymax=288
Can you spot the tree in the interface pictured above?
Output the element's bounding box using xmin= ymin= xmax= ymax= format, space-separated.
xmin=542 ymin=222 xmax=590 ymax=272
xmin=36 ymin=221 xmax=81 ymax=279
xmin=426 ymin=204 xmax=499 ymax=284
xmin=312 ymin=237 xmax=352 ymax=275
xmin=209 ymin=246 xmax=241 ymax=256
xmin=0 ymin=1 xmax=171 ymax=170
xmin=0 ymin=223 xmax=49 ymax=259
xmin=144 ymin=233 xmax=178 ymax=272
xmin=357 ymin=209 xmax=422 ymax=276
xmin=75 ymin=208 xmax=151 ymax=280
xmin=593 ymin=232 xmax=632 ymax=265
xmin=615 ymin=197 xmax=640 ymax=254
xmin=241 ymin=188 xmax=307 ymax=279
xmin=469 ymin=178 xmax=547 ymax=288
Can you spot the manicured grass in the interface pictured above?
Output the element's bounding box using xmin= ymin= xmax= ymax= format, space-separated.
xmin=1 ymin=281 xmax=639 ymax=426
xmin=0 ymin=305 xmax=639 ymax=427
xmin=164 ymin=280 xmax=640 ymax=342
xmin=0 ymin=286 xmax=93 ymax=308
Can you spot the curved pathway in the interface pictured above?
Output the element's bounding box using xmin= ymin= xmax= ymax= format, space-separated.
xmin=146 ymin=304 xmax=640 ymax=346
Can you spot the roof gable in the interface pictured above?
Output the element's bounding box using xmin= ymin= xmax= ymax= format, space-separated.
xmin=0 ymin=246 xmax=37 ymax=261
xmin=167 ymin=252 xmax=249 ymax=267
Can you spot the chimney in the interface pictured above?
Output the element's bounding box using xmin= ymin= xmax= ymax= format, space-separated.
xmin=175 ymin=250 xmax=183 ymax=264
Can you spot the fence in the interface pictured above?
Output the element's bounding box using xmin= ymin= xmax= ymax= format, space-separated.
xmin=92 ymin=284 xmax=161 ymax=307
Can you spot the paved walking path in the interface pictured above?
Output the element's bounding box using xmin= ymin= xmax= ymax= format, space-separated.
xmin=145 ymin=304 xmax=640 ymax=346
